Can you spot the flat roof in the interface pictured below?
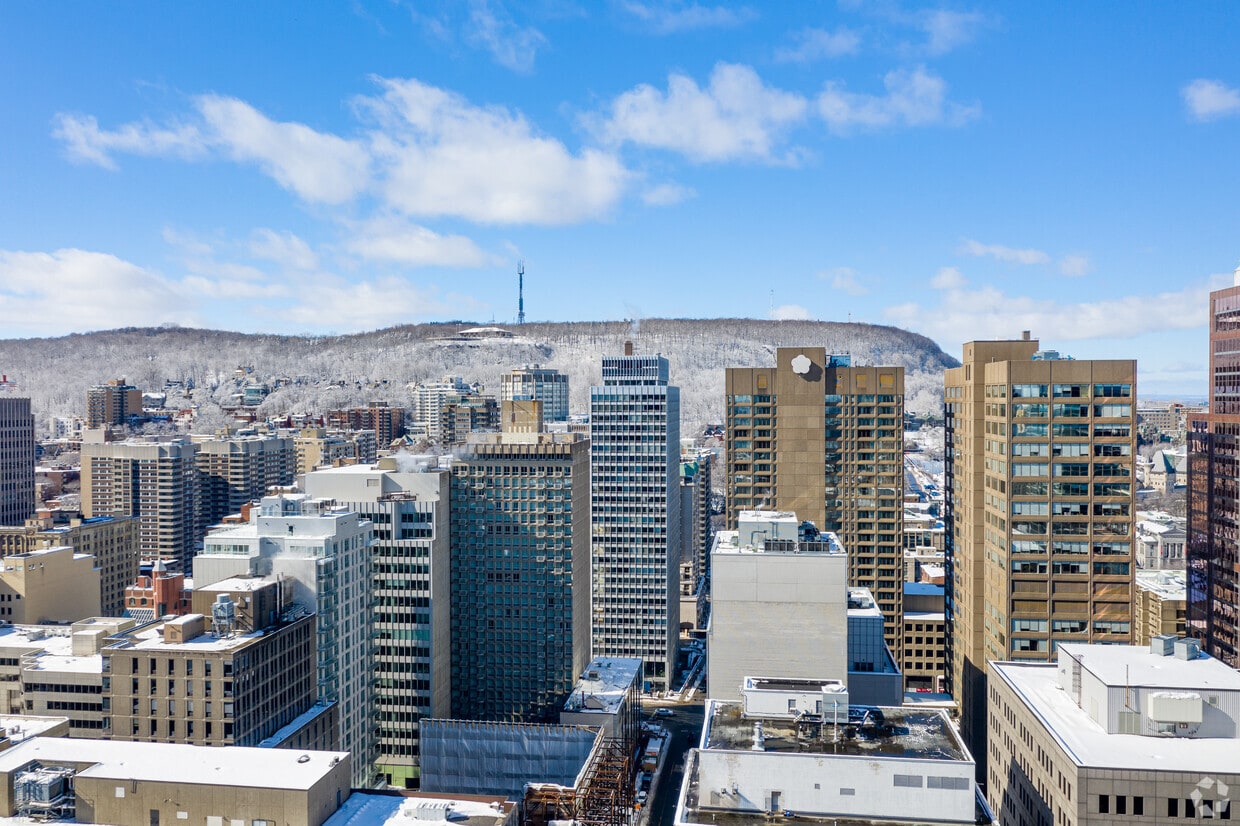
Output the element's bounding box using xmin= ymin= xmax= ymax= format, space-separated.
xmin=1135 ymin=569 xmax=1186 ymax=597
xmin=325 ymin=793 xmax=512 ymax=826
xmin=0 ymin=626 xmax=77 ymax=655
xmin=563 ymin=657 xmax=641 ymax=715
xmin=0 ymin=737 xmax=349 ymax=790
xmin=992 ymin=660 xmax=1240 ymax=773
xmin=705 ymin=701 xmax=967 ymax=762
xmin=713 ymin=530 xmax=845 ymax=556
xmin=904 ymin=582 xmax=944 ymax=597
xmin=1059 ymin=643 xmax=1240 ymax=692
xmin=258 ymin=700 xmax=337 ymax=748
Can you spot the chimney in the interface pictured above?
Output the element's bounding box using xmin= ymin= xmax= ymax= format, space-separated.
xmin=1021 ymin=330 xmax=1031 ymax=341
xmin=624 ymin=340 xmax=634 ymax=356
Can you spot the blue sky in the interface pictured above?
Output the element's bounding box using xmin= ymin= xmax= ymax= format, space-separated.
xmin=1 ymin=2 xmax=1238 ymax=395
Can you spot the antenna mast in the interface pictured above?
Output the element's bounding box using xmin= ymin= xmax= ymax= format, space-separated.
xmin=517 ymin=260 xmax=526 ymax=325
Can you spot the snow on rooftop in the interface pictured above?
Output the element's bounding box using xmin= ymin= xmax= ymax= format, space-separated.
xmin=0 ymin=737 xmax=349 ymax=790
xmin=993 ymin=659 xmax=1240 ymax=774
xmin=1058 ymin=643 xmax=1240 ymax=692
xmin=125 ymin=620 xmax=266 ymax=653
xmin=325 ymin=792 xmax=511 ymax=826
xmin=1135 ymin=570 xmax=1187 ymax=600
xmin=563 ymin=657 xmax=641 ymax=715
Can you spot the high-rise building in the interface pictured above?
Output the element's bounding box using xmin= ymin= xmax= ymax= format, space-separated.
xmin=500 ymin=366 xmax=570 ymax=422
xmin=193 ymin=434 xmax=295 ymax=528
xmin=0 ymin=513 xmax=139 ymax=616
xmin=303 ymin=459 xmax=450 ymax=789
xmin=0 ymin=398 xmax=35 ymax=527
xmin=196 ymin=494 xmax=375 ymax=788
xmin=293 ymin=427 xmax=376 ymax=475
xmin=86 ymin=378 xmax=142 ymax=428
xmin=680 ymin=451 xmax=713 ymax=585
xmin=725 ymin=348 xmax=906 ymax=664
xmin=1188 ymin=274 xmax=1240 ymax=668
xmin=449 ymin=403 xmax=590 ymax=722
xmin=410 ymin=376 xmax=478 ymax=442
xmin=438 ymin=395 xmax=499 ymax=446
xmin=590 ymin=345 xmax=681 ymax=693
xmin=81 ymin=437 xmax=200 ymax=570
xmin=944 ymin=335 xmax=1136 ymax=773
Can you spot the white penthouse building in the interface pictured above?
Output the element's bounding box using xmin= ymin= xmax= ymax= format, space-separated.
xmin=197 ymin=494 xmax=375 ymax=788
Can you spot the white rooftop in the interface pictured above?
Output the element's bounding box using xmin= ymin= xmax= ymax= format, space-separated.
xmin=1135 ymin=569 xmax=1187 ymax=600
xmin=0 ymin=737 xmax=348 ymax=790
xmin=0 ymin=626 xmax=76 ymax=655
xmin=993 ymin=659 xmax=1240 ymax=774
xmin=712 ymin=529 xmax=845 ymax=556
xmin=325 ymin=793 xmax=511 ymax=826
xmin=1058 ymin=642 xmax=1240 ymax=692
xmin=124 ymin=619 xmax=268 ymax=653
xmin=563 ymin=657 xmax=642 ymax=715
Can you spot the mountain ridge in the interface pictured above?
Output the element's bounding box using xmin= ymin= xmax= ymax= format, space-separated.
xmin=0 ymin=319 xmax=957 ymax=433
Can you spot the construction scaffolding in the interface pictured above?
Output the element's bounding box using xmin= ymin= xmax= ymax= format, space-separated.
xmin=522 ymin=736 xmax=634 ymax=826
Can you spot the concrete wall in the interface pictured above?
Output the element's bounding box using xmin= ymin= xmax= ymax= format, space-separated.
xmin=693 ymin=748 xmax=974 ymax=822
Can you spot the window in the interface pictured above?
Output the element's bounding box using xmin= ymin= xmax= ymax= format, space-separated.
xmin=893 ymin=775 xmax=923 ymax=788
xmin=1116 ymin=796 xmax=1127 ymax=815
xmin=1094 ymin=383 xmax=1131 ymax=397
xmin=1094 ymin=403 xmax=1131 ymax=418
xmin=1098 ymin=795 xmax=1109 ymax=814
xmin=1013 ymin=463 xmax=1048 ymax=477
xmin=1054 ymin=403 xmax=1089 ymax=418
xmin=1014 ymin=403 xmax=1048 ymax=418
xmin=1012 ymin=384 xmax=1048 ymax=398
xmin=1133 ymin=797 xmax=1144 ymax=816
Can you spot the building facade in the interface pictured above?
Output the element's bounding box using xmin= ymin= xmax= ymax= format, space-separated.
xmin=0 ymin=397 xmax=35 ymax=527
xmin=81 ymin=438 xmax=200 ymax=570
xmin=500 ymin=366 xmax=569 ymax=423
xmin=590 ymin=347 xmax=681 ymax=693
xmin=725 ymin=348 xmax=906 ymax=665
xmin=196 ymin=495 xmax=375 ymax=788
xmin=944 ymin=336 xmax=1136 ymax=773
xmin=86 ymin=379 xmax=142 ymax=429
xmin=1134 ymin=569 xmax=1187 ymax=645
xmin=194 ymin=434 xmax=295 ymax=529
xmin=449 ymin=426 xmax=590 ymax=722
xmin=303 ymin=460 xmax=450 ymax=789
xmin=989 ymin=641 xmax=1240 ymax=826
xmin=1188 ymin=275 xmax=1240 ymax=668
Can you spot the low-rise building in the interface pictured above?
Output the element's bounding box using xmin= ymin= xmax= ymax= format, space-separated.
xmin=560 ymin=656 xmax=642 ymax=747
xmin=1133 ymin=569 xmax=1187 ymax=646
xmin=988 ymin=640 xmax=1240 ymax=826
xmin=1134 ymin=510 xmax=1186 ymax=570
xmin=0 ymin=546 xmax=101 ymax=624
xmin=325 ymin=792 xmax=516 ymax=826
xmin=903 ymin=582 xmax=946 ymax=692
xmin=0 ymin=737 xmax=351 ymax=826
xmin=673 ymin=682 xmax=990 ymax=826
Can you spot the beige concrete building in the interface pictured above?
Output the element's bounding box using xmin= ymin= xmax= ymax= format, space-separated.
xmin=903 ymin=582 xmax=946 ymax=692
xmin=0 ymin=546 xmax=101 ymax=624
xmin=6 ymin=512 xmax=141 ymax=617
xmin=1134 ymin=569 xmax=1187 ymax=645
xmin=989 ymin=641 xmax=1240 ymax=826
xmin=103 ymin=605 xmax=318 ymax=747
xmin=944 ymin=336 xmax=1136 ymax=773
xmin=0 ymin=737 xmax=351 ymax=826
xmin=81 ymin=437 xmax=199 ymax=570
xmin=18 ymin=619 xmax=136 ymax=738
xmin=726 ymin=349 xmax=905 ymax=664
xmin=86 ymin=379 xmax=142 ymax=429
xmin=294 ymin=427 xmax=376 ymax=475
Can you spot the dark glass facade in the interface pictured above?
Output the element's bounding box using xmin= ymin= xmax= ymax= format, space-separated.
xmin=1187 ymin=284 xmax=1240 ymax=668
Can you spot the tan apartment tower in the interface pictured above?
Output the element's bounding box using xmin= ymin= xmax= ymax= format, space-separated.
xmin=86 ymin=379 xmax=142 ymax=428
xmin=944 ymin=335 xmax=1136 ymax=776
xmin=725 ymin=348 xmax=905 ymax=663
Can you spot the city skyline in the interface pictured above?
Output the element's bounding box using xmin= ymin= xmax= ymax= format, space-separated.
xmin=2 ymin=3 xmax=1238 ymax=397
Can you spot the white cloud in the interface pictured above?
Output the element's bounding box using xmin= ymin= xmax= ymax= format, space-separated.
xmin=1183 ymin=79 xmax=1240 ymax=121
xmin=959 ymin=239 xmax=1050 ymax=265
xmin=930 ymin=266 xmax=965 ymax=289
xmin=0 ymin=249 xmax=199 ymax=335
xmin=249 ymin=229 xmax=319 ymax=270
xmin=592 ymin=63 xmax=808 ymax=162
xmin=342 ymin=216 xmax=496 ymax=267
xmin=817 ymin=66 xmax=979 ymax=134
xmin=365 ymin=77 xmax=631 ymax=224
xmin=196 ymin=95 xmax=371 ymax=204
xmin=821 ymin=266 xmax=867 ymax=295
xmin=619 ymin=2 xmax=756 ymax=34
xmin=885 ymin=274 xmax=1231 ymax=343
xmin=775 ymin=27 xmax=861 ymax=62
xmin=1058 ymin=254 xmax=1091 ymax=277
xmin=770 ymin=303 xmax=812 ymax=320
xmin=52 ymin=114 xmax=206 ymax=169
xmin=919 ymin=9 xmax=988 ymax=56
xmin=467 ymin=0 xmax=547 ymax=72
xmin=281 ymin=276 xmax=484 ymax=330
xmin=641 ymin=182 xmax=696 ymax=206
